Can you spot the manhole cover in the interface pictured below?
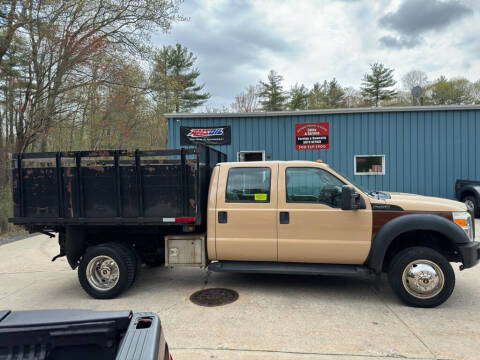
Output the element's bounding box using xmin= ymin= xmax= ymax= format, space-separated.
xmin=189 ymin=288 xmax=239 ymax=307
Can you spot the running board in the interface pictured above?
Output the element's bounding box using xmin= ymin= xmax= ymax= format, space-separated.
xmin=208 ymin=261 xmax=373 ymax=277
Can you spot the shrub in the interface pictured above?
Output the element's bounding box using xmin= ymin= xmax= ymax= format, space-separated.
xmin=0 ymin=183 xmax=13 ymax=233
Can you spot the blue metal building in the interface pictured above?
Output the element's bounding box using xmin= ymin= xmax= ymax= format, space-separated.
xmin=167 ymin=105 xmax=480 ymax=199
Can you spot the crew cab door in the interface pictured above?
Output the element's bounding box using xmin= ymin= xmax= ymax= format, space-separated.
xmin=215 ymin=163 xmax=278 ymax=261
xmin=277 ymin=164 xmax=372 ymax=264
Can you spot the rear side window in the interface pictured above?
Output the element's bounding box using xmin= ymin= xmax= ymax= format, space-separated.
xmin=226 ymin=167 xmax=271 ymax=202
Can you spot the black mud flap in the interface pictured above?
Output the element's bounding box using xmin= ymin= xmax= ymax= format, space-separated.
xmin=65 ymin=227 xmax=86 ymax=269
xmin=51 ymin=232 xmax=66 ymax=262
xmin=375 ymin=273 xmax=382 ymax=290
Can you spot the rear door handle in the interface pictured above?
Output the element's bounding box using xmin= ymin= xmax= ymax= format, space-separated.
xmin=218 ymin=211 xmax=227 ymax=223
xmin=279 ymin=211 xmax=289 ymax=224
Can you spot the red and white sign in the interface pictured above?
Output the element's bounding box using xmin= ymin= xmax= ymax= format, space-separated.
xmin=295 ymin=122 xmax=330 ymax=150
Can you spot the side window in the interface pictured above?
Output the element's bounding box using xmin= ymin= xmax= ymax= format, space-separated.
xmin=226 ymin=167 xmax=271 ymax=202
xmin=286 ymin=167 xmax=344 ymax=207
xmin=354 ymin=155 xmax=385 ymax=175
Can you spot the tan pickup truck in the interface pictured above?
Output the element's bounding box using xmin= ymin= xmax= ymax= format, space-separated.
xmin=10 ymin=146 xmax=480 ymax=307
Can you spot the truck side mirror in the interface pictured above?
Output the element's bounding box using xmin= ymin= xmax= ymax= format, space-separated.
xmin=341 ymin=185 xmax=365 ymax=210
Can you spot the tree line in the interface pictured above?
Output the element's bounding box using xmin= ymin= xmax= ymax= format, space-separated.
xmin=1 ymin=1 xmax=480 ymax=232
xmin=0 ymin=0 xmax=211 ymax=232
xmin=231 ymin=64 xmax=480 ymax=112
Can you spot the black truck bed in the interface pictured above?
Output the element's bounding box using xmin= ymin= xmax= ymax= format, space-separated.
xmin=9 ymin=145 xmax=226 ymax=227
xmin=0 ymin=309 xmax=168 ymax=360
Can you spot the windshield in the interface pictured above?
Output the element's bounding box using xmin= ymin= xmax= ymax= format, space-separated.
xmin=340 ymin=173 xmax=392 ymax=199
xmin=340 ymin=173 xmax=368 ymax=194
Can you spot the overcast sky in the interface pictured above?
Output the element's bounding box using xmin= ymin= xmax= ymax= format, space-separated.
xmin=153 ymin=0 xmax=480 ymax=109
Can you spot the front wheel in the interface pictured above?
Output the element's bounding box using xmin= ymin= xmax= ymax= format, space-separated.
xmin=388 ymin=247 xmax=455 ymax=308
xmin=78 ymin=242 xmax=137 ymax=299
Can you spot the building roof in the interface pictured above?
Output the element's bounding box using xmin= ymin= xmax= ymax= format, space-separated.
xmin=218 ymin=160 xmax=327 ymax=166
xmin=165 ymin=105 xmax=480 ymax=119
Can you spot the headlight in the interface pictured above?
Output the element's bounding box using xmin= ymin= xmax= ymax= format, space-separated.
xmin=452 ymin=211 xmax=473 ymax=241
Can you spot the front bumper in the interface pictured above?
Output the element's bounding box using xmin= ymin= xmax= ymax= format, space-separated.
xmin=457 ymin=241 xmax=480 ymax=269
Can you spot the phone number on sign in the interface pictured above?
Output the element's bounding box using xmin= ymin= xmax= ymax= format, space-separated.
xmin=296 ymin=144 xmax=329 ymax=150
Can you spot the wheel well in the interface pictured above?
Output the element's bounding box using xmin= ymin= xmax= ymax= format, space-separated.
xmin=382 ymin=230 xmax=460 ymax=272
xmin=80 ymin=227 xmax=168 ymax=264
xmin=460 ymin=191 xmax=475 ymax=201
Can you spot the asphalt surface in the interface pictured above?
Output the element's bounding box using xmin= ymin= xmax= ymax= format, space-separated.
xmin=0 ymin=221 xmax=479 ymax=360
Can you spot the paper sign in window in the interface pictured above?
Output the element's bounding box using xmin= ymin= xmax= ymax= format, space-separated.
xmin=254 ymin=193 xmax=267 ymax=201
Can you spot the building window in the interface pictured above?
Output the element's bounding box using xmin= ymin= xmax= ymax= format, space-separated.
xmin=286 ymin=167 xmax=344 ymax=207
xmin=237 ymin=151 xmax=265 ymax=162
xmin=354 ymin=155 xmax=385 ymax=175
xmin=226 ymin=167 xmax=271 ymax=202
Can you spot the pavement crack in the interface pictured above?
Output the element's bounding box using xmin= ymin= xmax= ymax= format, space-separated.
xmin=159 ymin=302 xmax=178 ymax=313
xmin=0 ymin=280 xmax=37 ymax=302
xmin=372 ymin=286 xmax=437 ymax=359
xmin=170 ymin=346 xmax=441 ymax=360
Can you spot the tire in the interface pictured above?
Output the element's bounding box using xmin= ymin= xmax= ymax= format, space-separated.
xmin=388 ymin=246 xmax=455 ymax=308
xmin=78 ymin=242 xmax=136 ymax=299
xmin=132 ymin=246 xmax=142 ymax=281
xmin=462 ymin=195 xmax=479 ymax=218
xmin=117 ymin=243 xmax=141 ymax=288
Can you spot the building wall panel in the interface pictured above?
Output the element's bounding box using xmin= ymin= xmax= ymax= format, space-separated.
xmin=168 ymin=108 xmax=480 ymax=199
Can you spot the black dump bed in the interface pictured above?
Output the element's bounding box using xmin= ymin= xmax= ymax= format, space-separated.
xmin=0 ymin=309 xmax=168 ymax=360
xmin=9 ymin=145 xmax=226 ymax=227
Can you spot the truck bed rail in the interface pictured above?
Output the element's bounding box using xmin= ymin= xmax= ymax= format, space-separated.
xmin=9 ymin=145 xmax=226 ymax=227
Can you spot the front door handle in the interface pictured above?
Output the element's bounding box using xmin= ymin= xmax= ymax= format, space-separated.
xmin=218 ymin=211 xmax=228 ymax=223
xmin=279 ymin=211 xmax=289 ymax=224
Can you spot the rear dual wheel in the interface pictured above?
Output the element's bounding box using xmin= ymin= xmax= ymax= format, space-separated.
xmin=78 ymin=242 xmax=139 ymax=299
xmin=388 ymin=247 xmax=455 ymax=308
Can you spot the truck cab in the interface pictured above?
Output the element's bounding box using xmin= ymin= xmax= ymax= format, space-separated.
xmin=205 ymin=160 xmax=479 ymax=307
xmin=208 ymin=161 xmax=371 ymax=264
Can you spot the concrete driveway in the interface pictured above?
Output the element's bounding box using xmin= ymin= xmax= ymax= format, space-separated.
xmin=0 ymin=221 xmax=479 ymax=360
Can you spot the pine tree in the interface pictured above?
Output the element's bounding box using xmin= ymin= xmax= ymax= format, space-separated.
xmin=150 ymin=44 xmax=209 ymax=113
xmin=307 ymin=79 xmax=345 ymax=109
xmin=258 ymin=70 xmax=287 ymax=111
xmin=361 ymin=63 xmax=397 ymax=107
xmin=288 ymin=83 xmax=309 ymax=110
xmin=326 ymin=78 xmax=345 ymax=108
xmin=308 ymin=81 xmax=329 ymax=109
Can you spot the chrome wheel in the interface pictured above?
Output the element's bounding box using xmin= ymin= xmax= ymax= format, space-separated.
xmin=402 ymin=260 xmax=444 ymax=299
xmin=464 ymin=199 xmax=475 ymax=213
xmin=86 ymin=255 xmax=120 ymax=291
